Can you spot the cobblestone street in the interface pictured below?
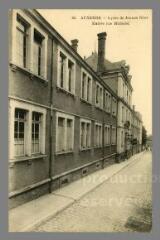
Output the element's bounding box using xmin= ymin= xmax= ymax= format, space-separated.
xmin=32 ymin=151 xmax=152 ymax=232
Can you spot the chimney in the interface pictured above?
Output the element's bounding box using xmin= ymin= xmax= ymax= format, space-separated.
xmin=97 ymin=32 xmax=107 ymax=72
xmin=71 ymin=39 xmax=78 ymax=52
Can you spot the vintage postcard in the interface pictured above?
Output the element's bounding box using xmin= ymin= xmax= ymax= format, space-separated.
xmin=8 ymin=9 xmax=152 ymax=232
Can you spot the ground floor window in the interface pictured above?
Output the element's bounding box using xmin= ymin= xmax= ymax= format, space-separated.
xmin=14 ymin=108 xmax=27 ymax=157
xmin=94 ymin=123 xmax=102 ymax=147
xmin=80 ymin=119 xmax=91 ymax=149
xmin=56 ymin=112 xmax=74 ymax=153
xmin=111 ymin=127 xmax=116 ymax=145
xmin=104 ymin=125 xmax=111 ymax=146
xmin=9 ymin=100 xmax=46 ymax=160
xmin=32 ymin=112 xmax=42 ymax=154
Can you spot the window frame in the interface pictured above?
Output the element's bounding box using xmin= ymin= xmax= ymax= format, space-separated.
xmin=9 ymin=99 xmax=46 ymax=160
xmin=80 ymin=118 xmax=91 ymax=150
xmin=81 ymin=68 xmax=92 ymax=103
xmin=104 ymin=124 xmax=111 ymax=146
xmin=56 ymin=112 xmax=75 ymax=154
xmin=111 ymin=126 xmax=116 ymax=145
xmin=94 ymin=122 xmax=102 ymax=147
xmin=105 ymin=90 xmax=111 ymax=113
xmin=57 ymin=46 xmax=76 ymax=95
xmin=11 ymin=10 xmax=48 ymax=80
xmin=95 ymin=82 xmax=103 ymax=109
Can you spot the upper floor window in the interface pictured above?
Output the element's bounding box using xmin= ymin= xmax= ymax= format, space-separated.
xmin=33 ymin=30 xmax=44 ymax=76
xmin=112 ymin=97 xmax=117 ymax=116
xmin=80 ymin=119 xmax=91 ymax=149
xmin=12 ymin=11 xmax=48 ymax=79
xmin=68 ymin=59 xmax=74 ymax=92
xmin=59 ymin=52 xmax=66 ymax=89
xmin=95 ymin=82 xmax=103 ymax=108
xmin=58 ymin=48 xmax=76 ymax=94
xmin=122 ymin=106 xmax=124 ymax=123
xmin=16 ymin=15 xmax=29 ymax=68
xmin=105 ymin=91 xmax=111 ymax=113
xmin=81 ymin=69 xmax=92 ymax=103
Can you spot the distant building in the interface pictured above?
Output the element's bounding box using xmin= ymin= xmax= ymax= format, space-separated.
xmin=85 ymin=32 xmax=142 ymax=160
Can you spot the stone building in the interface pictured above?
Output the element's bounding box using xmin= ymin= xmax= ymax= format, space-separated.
xmin=9 ymin=9 xmax=119 ymax=208
xmin=85 ymin=32 xmax=142 ymax=161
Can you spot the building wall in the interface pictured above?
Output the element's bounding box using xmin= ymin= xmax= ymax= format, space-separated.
xmin=9 ymin=9 xmax=118 ymax=208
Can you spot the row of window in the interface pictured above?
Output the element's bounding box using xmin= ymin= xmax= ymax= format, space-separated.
xmin=11 ymin=107 xmax=116 ymax=158
xmin=57 ymin=114 xmax=116 ymax=153
xmin=121 ymin=106 xmax=132 ymax=124
xmin=13 ymin=12 xmax=117 ymax=116
xmin=58 ymin=48 xmax=117 ymax=114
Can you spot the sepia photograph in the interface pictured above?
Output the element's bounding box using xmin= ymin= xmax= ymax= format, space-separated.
xmin=8 ymin=9 xmax=152 ymax=232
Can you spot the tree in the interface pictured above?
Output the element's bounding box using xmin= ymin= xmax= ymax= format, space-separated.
xmin=142 ymin=126 xmax=147 ymax=146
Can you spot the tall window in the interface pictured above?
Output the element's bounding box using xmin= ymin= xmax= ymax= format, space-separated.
xmin=112 ymin=97 xmax=117 ymax=116
xmin=33 ymin=30 xmax=43 ymax=76
xmin=87 ymin=77 xmax=91 ymax=102
xmin=111 ymin=127 xmax=116 ymax=145
xmin=81 ymin=72 xmax=86 ymax=99
xmin=58 ymin=48 xmax=75 ymax=94
xmin=68 ymin=60 xmax=74 ymax=92
xmin=16 ymin=15 xmax=28 ymax=68
xmin=94 ymin=123 xmax=102 ymax=147
xmin=105 ymin=91 xmax=111 ymax=113
xmin=59 ymin=52 xmax=66 ymax=88
xmin=14 ymin=108 xmax=27 ymax=157
xmin=57 ymin=117 xmax=65 ymax=152
xmin=96 ymin=85 xmax=99 ymax=104
xmin=121 ymin=130 xmax=124 ymax=147
xmin=80 ymin=120 xmax=91 ymax=149
xmin=56 ymin=113 xmax=74 ymax=153
xmin=81 ymin=70 xmax=92 ymax=103
xmin=122 ymin=106 xmax=124 ymax=123
xmin=104 ymin=125 xmax=110 ymax=145
xmin=66 ymin=119 xmax=73 ymax=150
xmin=32 ymin=112 xmax=41 ymax=154
xmin=95 ymin=83 xmax=103 ymax=108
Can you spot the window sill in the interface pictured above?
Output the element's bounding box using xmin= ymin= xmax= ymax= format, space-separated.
xmin=95 ymin=105 xmax=104 ymax=111
xmin=80 ymin=98 xmax=92 ymax=106
xmin=55 ymin=150 xmax=74 ymax=156
xmin=10 ymin=62 xmax=48 ymax=84
xmin=94 ymin=146 xmax=103 ymax=149
xmin=105 ymin=109 xmax=111 ymax=114
xmin=79 ymin=147 xmax=92 ymax=152
xmin=9 ymin=154 xmax=47 ymax=164
xmin=111 ymin=144 xmax=117 ymax=146
xmin=104 ymin=144 xmax=111 ymax=147
xmin=56 ymin=86 xmax=75 ymax=98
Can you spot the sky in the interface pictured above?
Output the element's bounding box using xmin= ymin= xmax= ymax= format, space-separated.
xmin=38 ymin=9 xmax=152 ymax=135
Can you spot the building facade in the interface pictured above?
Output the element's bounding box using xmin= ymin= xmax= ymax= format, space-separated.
xmin=9 ymin=9 xmax=120 ymax=208
xmin=85 ymin=32 xmax=142 ymax=161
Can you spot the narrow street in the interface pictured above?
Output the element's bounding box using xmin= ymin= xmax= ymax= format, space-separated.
xmin=32 ymin=151 xmax=152 ymax=232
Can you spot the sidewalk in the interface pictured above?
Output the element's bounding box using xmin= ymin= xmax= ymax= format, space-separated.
xmin=9 ymin=152 xmax=144 ymax=232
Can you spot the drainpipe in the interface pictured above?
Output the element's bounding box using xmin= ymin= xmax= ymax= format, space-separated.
xmin=49 ymin=38 xmax=54 ymax=193
xmin=115 ymin=98 xmax=119 ymax=163
xmin=102 ymin=89 xmax=105 ymax=169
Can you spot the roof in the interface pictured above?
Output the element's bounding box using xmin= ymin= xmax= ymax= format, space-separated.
xmin=85 ymin=51 xmax=126 ymax=72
